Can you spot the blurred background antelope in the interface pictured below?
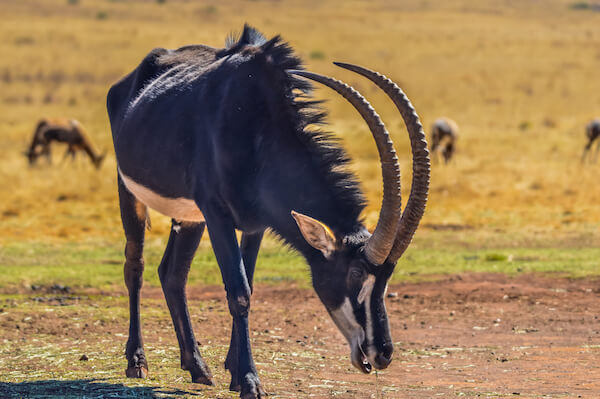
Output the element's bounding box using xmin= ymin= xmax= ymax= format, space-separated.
xmin=581 ymin=118 xmax=600 ymax=163
xmin=430 ymin=117 xmax=458 ymax=164
xmin=25 ymin=118 xmax=106 ymax=169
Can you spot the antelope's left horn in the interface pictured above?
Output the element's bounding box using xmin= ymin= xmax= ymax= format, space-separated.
xmin=289 ymin=69 xmax=402 ymax=265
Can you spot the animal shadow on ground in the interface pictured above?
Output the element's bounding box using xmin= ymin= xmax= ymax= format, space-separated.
xmin=0 ymin=379 xmax=200 ymax=398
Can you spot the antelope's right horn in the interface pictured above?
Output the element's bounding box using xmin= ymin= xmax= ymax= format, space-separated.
xmin=334 ymin=62 xmax=430 ymax=264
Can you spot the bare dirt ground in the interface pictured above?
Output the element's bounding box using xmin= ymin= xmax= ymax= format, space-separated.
xmin=2 ymin=273 xmax=600 ymax=398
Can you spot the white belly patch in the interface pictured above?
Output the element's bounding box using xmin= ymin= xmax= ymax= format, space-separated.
xmin=119 ymin=169 xmax=205 ymax=222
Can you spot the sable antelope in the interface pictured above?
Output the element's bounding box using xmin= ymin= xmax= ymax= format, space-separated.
xmin=430 ymin=117 xmax=458 ymax=164
xmin=582 ymin=118 xmax=600 ymax=162
xmin=107 ymin=25 xmax=429 ymax=398
xmin=25 ymin=118 xmax=106 ymax=169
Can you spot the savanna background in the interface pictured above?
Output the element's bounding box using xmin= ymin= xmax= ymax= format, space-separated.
xmin=2 ymin=0 xmax=600 ymax=398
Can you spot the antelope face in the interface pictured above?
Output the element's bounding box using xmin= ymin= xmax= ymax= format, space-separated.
xmin=323 ymin=255 xmax=395 ymax=373
xmin=292 ymin=211 xmax=395 ymax=373
xmin=310 ymin=246 xmax=395 ymax=374
xmin=24 ymin=150 xmax=37 ymax=165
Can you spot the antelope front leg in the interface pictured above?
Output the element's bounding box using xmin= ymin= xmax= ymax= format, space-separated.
xmin=225 ymin=231 xmax=264 ymax=392
xmin=204 ymin=204 xmax=265 ymax=399
xmin=593 ymin=139 xmax=600 ymax=163
xmin=158 ymin=220 xmax=213 ymax=385
xmin=42 ymin=143 xmax=52 ymax=165
xmin=582 ymin=144 xmax=590 ymax=163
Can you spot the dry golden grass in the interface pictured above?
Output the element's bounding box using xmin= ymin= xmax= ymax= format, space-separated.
xmin=2 ymin=0 xmax=600 ymax=247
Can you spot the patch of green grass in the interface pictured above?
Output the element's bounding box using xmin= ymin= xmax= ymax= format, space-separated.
xmin=200 ymin=5 xmax=218 ymax=14
xmin=569 ymin=2 xmax=591 ymax=10
xmin=0 ymin=240 xmax=308 ymax=291
xmin=1 ymin=242 xmax=599 ymax=292
xmin=395 ymin=247 xmax=600 ymax=280
xmin=96 ymin=11 xmax=108 ymax=20
xmin=309 ymin=50 xmax=326 ymax=60
xmin=484 ymin=253 xmax=509 ymax=262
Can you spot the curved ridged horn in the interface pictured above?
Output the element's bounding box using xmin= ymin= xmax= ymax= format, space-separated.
xmin=333 ymin=62 xmax=430 ymax=264
xmin=289 ymin=69 xmax=401 ymax=265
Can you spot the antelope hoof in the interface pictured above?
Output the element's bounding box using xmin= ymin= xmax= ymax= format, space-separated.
xmin=241 ymin=388 xmax=267 ymax=399
xmin=192 ymin=375 xmax=214 ymax=386
xmin=229 ymin=380 xmax=242 ymax=392
xmin=240 ymin=373 xmax=267 ymax=399
xmin=182 ymin=352 xmax=214 ymax=385
xmin=189 ymin=367 xmax=214 ymax=386
xmin=125 ymin=365 xmax=148 ymax=379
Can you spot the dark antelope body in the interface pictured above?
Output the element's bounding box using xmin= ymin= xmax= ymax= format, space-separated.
xmin=25 ymin=118 xmax=106 ymax=168
xmin=107 ymin=25 xmax=429 ymax=398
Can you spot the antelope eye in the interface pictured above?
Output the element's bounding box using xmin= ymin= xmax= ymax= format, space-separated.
xmin=349 ymin=268 xmax=364 ymax=281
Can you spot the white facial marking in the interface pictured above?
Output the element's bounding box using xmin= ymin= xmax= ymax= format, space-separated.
xmin=329 ymin=298 xmax=363 ymax=346
xmin=172 ymin=224 xmax=182 ymax=233
xmin=119 ymin=169 xmax=205 ymax=223
xmin=330 ymin=298 xmax=367 ymax=371
xmin=331 ymin=297 xmax=376 ymax=372
xmin=363 ymin=278 xmax=378 ymax=364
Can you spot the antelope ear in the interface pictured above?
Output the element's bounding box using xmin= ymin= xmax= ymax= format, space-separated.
xmin=291 ymin=211 xmax=336 ymax=258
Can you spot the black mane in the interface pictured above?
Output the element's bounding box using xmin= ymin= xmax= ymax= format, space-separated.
xmin=224 ymin=24 xmax=268 ymax=49
xmin=224 ymin=25 xmax=367 ymax=230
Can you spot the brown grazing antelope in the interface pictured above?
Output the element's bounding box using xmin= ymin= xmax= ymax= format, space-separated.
xmin=582 ymin=118 xmax=600 ymax=162
xmin=107 ymin=25 xmax=429 ymax=398
xmin=430 ymin=117 xmax=458 ymax=164
xmin=25 ymin=118 xmax=106 ymax=169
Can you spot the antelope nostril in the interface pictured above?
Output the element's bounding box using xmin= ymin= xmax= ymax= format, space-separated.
xmin=382 ymin=342 xmax=394 ymax=358
xmin=375 ymin=343 xmax=394 ymax=367
xmin=375 ymin=352 xmax=392 ymax=368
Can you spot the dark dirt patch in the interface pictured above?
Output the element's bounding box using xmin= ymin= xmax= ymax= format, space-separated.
xmin=2 ymin=273 xmax=600 ymax=398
